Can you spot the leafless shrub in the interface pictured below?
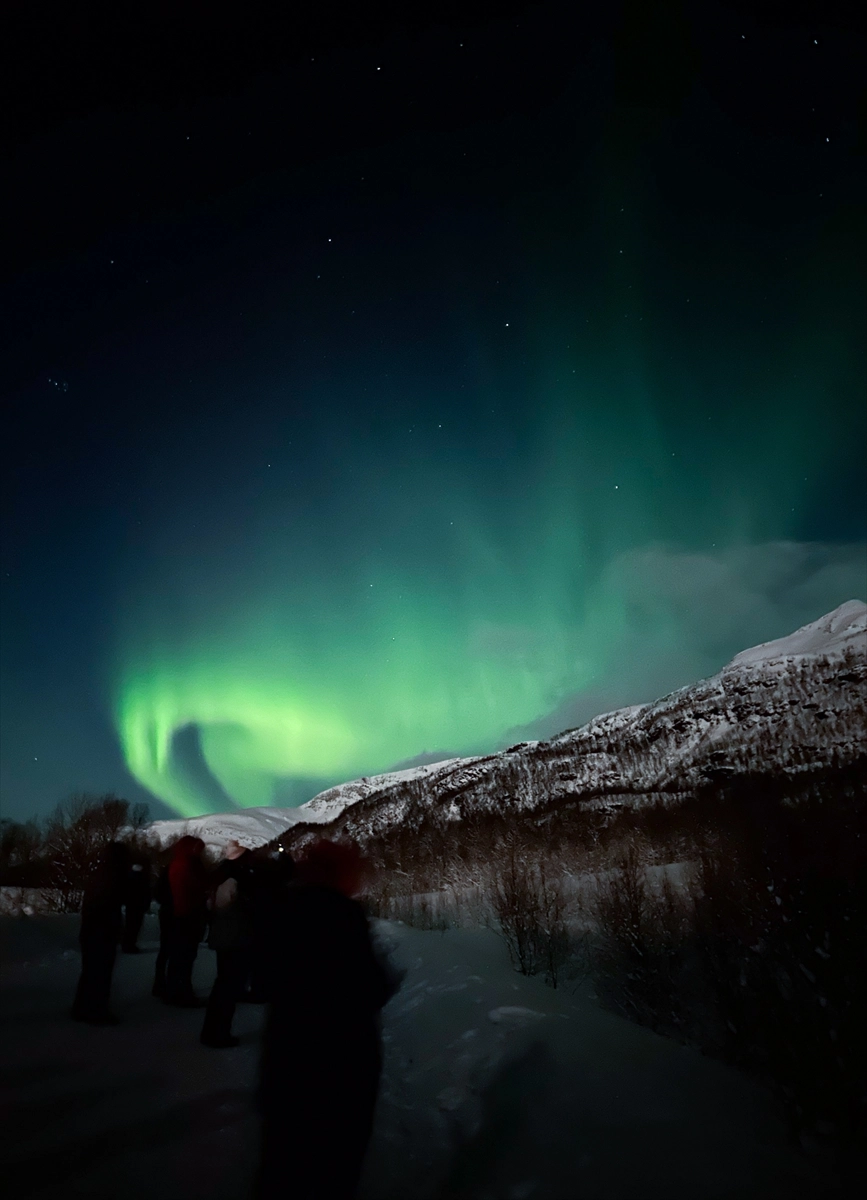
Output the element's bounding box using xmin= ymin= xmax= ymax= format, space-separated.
xmin=0 ymin=818 xmax=44 ymax=885
xmin=586 ymin=766 xmax=867 ymax=1148
xmin=590 ymin=842 xmax=649 ymax=958
xmin=485 ymin=845 xmax=573 ymax=987
xmin=363 ymin=872 xmax=453 ymax=930
xmin=42 ymin=794 xmax=149 ymax=912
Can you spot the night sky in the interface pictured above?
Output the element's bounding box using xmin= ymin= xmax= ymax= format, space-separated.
xmin=3 ymin=2 xmax=865 ymax=822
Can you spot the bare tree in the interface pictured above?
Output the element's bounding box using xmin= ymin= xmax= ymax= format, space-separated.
xmin=0 ymin=818 xmax=44 ymax=884
xmin=42 ymin=793 xmax=148 ymax=912
xmin=487 ymin=842 xmax=573 ymax=986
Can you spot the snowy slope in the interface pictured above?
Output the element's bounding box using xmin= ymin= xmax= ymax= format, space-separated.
xmin=142 ymin=762 xmax=495 ymax=851
xmin=726 ymin=598 xmax=866 ymax=668
xmin=300 ymin=757 xmax=486 ymax=822
xmin=301 ymin=600 xmax=867 ymax=842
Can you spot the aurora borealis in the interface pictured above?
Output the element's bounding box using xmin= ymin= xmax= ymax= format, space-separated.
xmin=111 ymin=333 xmax=865 ymax=817
xmin=3 ymin=3 xmax=865 ymax=820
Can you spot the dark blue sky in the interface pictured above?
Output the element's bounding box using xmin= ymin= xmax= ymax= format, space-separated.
xmin=2 ymin=1 xmax=865 ymax=822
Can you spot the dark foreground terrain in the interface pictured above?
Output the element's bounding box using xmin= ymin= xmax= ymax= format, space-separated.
xmin=1 ymin=912 xmax=858 ymax=1199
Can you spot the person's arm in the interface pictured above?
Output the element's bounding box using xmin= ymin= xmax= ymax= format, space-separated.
xmin=349 ymin=902 xmax=403 ymax=1009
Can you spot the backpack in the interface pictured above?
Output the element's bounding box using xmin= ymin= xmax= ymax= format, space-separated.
xmin=214 ymin=876 xmax=238 ymax=911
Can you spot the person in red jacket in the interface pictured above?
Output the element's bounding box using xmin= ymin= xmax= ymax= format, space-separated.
xmin=163 ymin=835 xmax=208 ymax=1007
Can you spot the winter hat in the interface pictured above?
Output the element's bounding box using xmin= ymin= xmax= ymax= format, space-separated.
xmin=172 ymin=835 xmax=205 ymax=860
xmin=224 ymin=840 xmax=247 ymax=860
xmin=298 ymin=839 xmax=365 ymax=896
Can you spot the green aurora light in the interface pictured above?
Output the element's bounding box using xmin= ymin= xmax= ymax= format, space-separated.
xmin=115 ymin=392 xmax=619 ymax=816
xmin=4 ymin=4 xmax=864 ymax=828
xmin=112 ymin=321 xmax=862 ymax=818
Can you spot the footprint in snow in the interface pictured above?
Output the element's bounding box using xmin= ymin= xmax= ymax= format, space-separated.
xmin=487 ymin=1006 xmax=545 ymax=1024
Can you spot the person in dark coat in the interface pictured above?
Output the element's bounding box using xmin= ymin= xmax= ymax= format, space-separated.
xmin=254 ymin=839 xmax=401 ymax=1200
xmin=71 ymin=840 xmax=130 ymax=1024
xmin=243 ymin=845 xmax=295 ymax=1003
xmin=200 ymin=840 xmax=257 ymax=1048
xmin=121 ymin=854 xmax=151 ymax=953
xmin=163 ymin=835 xmax=208 ymax=1007
xmin=152 ymin=859 xmax=174 ymax=997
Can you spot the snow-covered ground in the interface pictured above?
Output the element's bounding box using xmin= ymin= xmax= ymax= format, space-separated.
xmin=1 ymin=913 xmax=856 ymax=1199
xmin=0 ymin=887 xmax=64 ymax=917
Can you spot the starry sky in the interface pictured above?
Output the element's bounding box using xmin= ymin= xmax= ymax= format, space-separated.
xmin=3 ymin=1 xmax=865 ymax=821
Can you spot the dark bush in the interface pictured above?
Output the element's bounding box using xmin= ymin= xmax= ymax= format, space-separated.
xmin=589 ymin=764 xmax=867 ymax=1148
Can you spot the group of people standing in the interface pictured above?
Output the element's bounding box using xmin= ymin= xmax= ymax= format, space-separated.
xmin=71 ymin=832 xmax=401 ymax=1199
xmin=150 ymin=834 xmax=287 ymax=1046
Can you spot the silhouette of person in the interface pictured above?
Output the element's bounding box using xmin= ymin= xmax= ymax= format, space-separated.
xmin=163 ymin=835 xmax=208 ymax=1006
xmin=254 ymin=839 xmax=400 ymax=1199
xmin=244 ymin=845 xmax=295 ymax=1002
xmin=71 ymin=840 xmax=129 ymax=1025
xmin=200 ymin=839 xmax=257 ymax=1047
xmin=151 ymin=858 xmax=173 ymax=997
xmin=121 ymin=855 xmax=151 ymax=953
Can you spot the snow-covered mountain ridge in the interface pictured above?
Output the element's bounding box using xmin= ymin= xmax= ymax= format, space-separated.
xmin=144 ymin=601 xmax=867 ymax=851
xmin=289 ymin=600 xmax=867 ymax=844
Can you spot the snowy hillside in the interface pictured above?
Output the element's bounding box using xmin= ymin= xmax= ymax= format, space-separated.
xmin=300 ymin=757 xmax=490 ymax=822
xmin=145 ymin=760 xmax=494 ymax=851
xmin=726 ymin=597 xmax=866 ymax=667
xmin=291 ymin=600 xmax=867 ymax=844
xmin=143 ymin=601 xmax=867 ymax=852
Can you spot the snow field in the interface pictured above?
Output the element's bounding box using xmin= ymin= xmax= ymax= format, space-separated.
xmin=1 ymin=912 xmax=847 ymax=1199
